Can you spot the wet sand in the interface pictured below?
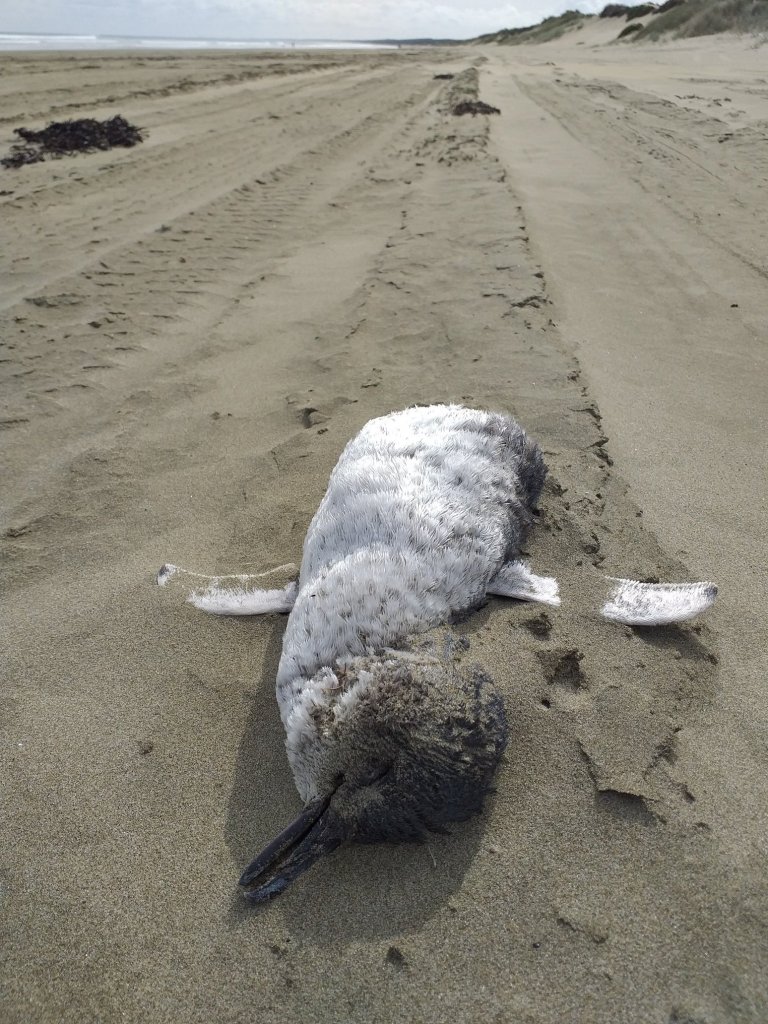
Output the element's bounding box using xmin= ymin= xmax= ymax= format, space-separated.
xmin=2 ymin=36 xmax=767 ymax=1024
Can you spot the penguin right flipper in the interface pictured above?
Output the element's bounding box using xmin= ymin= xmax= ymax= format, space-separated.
xmin=156 ymin=562 xmax=298 ymax=616
xmin=600 ymin=578 xmax=717 ymax=626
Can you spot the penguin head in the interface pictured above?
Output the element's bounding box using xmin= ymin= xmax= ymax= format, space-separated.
xmin=239 ymin=648 xmax=508 ymax=903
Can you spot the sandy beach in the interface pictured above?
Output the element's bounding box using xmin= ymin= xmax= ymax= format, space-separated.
xmin=2 ymin=32 xmax=767 ymax=1023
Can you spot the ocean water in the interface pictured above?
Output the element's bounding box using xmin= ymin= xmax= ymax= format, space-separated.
xmin=0 ymin=32 xmax=397 ymax=52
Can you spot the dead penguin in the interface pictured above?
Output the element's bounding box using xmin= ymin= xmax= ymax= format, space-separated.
xmin=158 ymin=403 xmax=716 ymax=901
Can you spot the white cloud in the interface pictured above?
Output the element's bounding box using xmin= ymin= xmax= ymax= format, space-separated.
xmin=2 ymin=0 xmax=599 ymax=40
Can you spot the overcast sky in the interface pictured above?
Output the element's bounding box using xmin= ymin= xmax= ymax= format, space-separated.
xmin=3 ymin=0 xmax=602 ymax=40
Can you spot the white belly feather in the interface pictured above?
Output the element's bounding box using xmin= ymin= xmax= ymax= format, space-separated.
xmin=276 ymin=404 xmax=538 ymax=727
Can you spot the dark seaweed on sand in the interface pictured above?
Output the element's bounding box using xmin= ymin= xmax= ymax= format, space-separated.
xmin=2 ymin=115 xmax=145 ymax=169
xmin=452 ymin=100 xmax=501 ymax=117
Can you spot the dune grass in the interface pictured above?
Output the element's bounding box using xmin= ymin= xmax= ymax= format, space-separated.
xmin=474 ymin=10 xmax=588 ymax=45
xmin=474 ymin=0 xmax=768 ymax=45
xmin=634 ymin=0 xmax=768 ymax=39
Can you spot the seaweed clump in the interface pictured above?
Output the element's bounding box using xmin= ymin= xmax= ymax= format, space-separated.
xmin=2 ymin=115 xmax=145 ymax=170
xmin=452 ymin=100 xmax=501 ymax=117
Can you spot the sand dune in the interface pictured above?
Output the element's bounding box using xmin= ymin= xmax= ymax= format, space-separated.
xmin=1 ymin=40 xmax=766 ymax=1024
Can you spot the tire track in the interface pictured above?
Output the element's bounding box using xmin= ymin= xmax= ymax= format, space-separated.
xmin=516 ymin=74 xmax=768 ymax=278
xmin=0 ymin=56 xmax=456 ymax=544
xmin=0 ymin=61 xmax=425 ymax=312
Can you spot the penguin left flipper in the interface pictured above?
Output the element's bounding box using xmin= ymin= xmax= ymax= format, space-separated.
xmin=486 ymin=560 xmax=561 ymax=607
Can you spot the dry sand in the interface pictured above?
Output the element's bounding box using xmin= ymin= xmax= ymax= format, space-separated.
xmin=1 ymin=34 xmax=767 ymax=1024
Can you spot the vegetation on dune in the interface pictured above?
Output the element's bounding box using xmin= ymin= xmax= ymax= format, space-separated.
xmin=601 ymin=4 xmax=659 ymax=19
xmin=625 ymin=4 xmax=660 ymax=19
xmin=473 ymin=10 xmax=588 ymax=45
xmin=474 ymin=0 xmax=768 ymax=45
xmin=632 ymin=0 xmax=768 ymax=39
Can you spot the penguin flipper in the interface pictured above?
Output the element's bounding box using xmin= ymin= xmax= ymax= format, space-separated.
xmin=156 ymin=562 xmax=298 ymax=616
xmin=487 ymin=560 xmax=561 ymax=607
xmin=600 ymin=578 xmax=717 ymax=627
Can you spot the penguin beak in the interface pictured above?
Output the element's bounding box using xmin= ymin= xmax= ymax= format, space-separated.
xmin=238 ymin=792 xmax=346 ymax=903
